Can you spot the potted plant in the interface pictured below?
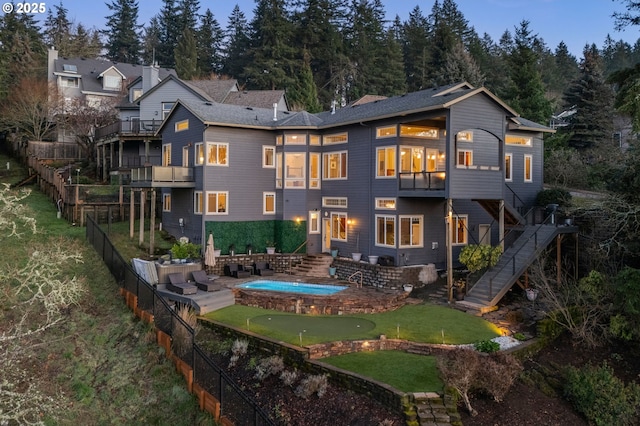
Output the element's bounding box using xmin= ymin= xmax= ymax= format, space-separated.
xmin=328 ymin=266 xmax=337 ymax=277
xmin=368 ymin=255 xmax=379 ymax=265
xmin=331 ymin=247 xmax=339 ymax=258
xmin=266 ymin=240 xmax=276 ymax=255
xmin=352 ymin=232 xmax=362 ymax=261
xmin=229 ymin=243 xmax=236 ymax=256
xmin=454 ymin=279 xmax=466 ymax=300
xmin=171 ymin=241 xmax=201 ymax=262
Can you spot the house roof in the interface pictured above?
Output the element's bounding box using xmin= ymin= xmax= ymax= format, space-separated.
xmin=134 ymin=74 xmax=213 ymax=104
xmin=161 ymin=83 xmax=550 ymax=134
xmin=509 ymin=117 xmax=556 ymax=133
xmin=222 ymin=90 xmax=288 ymax=109
xmin=184 ymin=79 xmax=238 ymax=103
xmin=53 ymin=56 xmax=175 ymax=95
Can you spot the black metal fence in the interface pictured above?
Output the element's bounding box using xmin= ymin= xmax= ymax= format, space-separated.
xmin=86 ymin=215 xmax=274 ymax=426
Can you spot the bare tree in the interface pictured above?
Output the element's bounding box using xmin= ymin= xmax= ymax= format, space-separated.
xmin=437 ymin=348 xmax=481 ymax=416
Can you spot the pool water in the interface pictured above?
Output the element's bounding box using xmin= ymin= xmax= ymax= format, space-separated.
xmin=237 ymin=280 xmax=347 ymax=295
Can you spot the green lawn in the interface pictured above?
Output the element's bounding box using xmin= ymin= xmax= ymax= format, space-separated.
xmin=321 ymin=351 xmax=443 ymax=392
xmin=204 ymin=303 xmax=501 ymax=346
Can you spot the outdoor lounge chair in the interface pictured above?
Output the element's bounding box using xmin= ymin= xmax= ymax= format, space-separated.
xmin=191 ymin=270 xmax=222 ymax=292
xmin=253 ymin=261 xmax=275 ymax=276
xmin=167 ymin=273 xmax=198 ymax=295
xmin=224 ymin=263 xmax=251 ymax=278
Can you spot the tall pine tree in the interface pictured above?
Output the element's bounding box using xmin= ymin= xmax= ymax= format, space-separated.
xmin=196 ymin=9 xmax=224 ymax=77
xmin=156 ymin=0 xmax=180 ymax=67
xmin=103 ymin=0 xmax=141 ymax=64
xmin=401 ymin=6 xmax=430 ymax=92
xmin=175 ymin=28 xmax=198 ymax=79
xmin=222 ymin=5 xmax=250 ymax=81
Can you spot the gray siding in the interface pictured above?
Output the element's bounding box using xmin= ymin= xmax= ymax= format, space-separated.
xmin=140 ymin=79 xmax=204 ymax=121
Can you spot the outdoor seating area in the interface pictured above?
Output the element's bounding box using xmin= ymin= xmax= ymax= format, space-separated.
xmin=191 ymin=270 xmax=222 ymax=292
xmin=253 ymin=261 xmax=274 ymax=276
xmin=167 ymin=272 xmax=198 ymax=295
xmin=224 ymin=263 xmax=251 ymax=278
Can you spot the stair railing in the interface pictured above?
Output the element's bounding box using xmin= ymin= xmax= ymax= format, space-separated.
xmin=487 ymin=214 xmax=553 ymax=299
xmin=348 ymin=270 xmax=363 ymax=288
xmin=288 ymin=240 xmax=308 ymax=275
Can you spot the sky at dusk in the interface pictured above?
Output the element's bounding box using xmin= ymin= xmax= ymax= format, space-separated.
xmin=20 ymin=0 xmax=640 ymax=58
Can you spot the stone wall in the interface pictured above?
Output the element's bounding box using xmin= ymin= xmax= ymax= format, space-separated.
xmin=332 ymin=258 xmax=437 ymax=289
xmin=208 ymin=253 xmax=304 ymax=276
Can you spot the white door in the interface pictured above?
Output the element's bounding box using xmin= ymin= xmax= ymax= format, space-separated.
xmin=479 ymin=224 xmax=491 ymax=245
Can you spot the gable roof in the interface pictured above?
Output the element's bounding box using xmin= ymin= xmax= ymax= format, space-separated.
xmin=134 ymin=74 xmax=213 ymax=104
xmin=223 ymin=90 xmax=289 ymax=109
xmin=184 ymin=79 xmax=238 ymax=103
xmin=52 ymin=56 xmax=175 ymax=95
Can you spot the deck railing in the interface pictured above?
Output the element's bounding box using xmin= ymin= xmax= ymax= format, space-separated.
xmin=95 ymin=120 xmax=163 ymax=140
xmin=398 ymin=171 xmax=446 ymax=190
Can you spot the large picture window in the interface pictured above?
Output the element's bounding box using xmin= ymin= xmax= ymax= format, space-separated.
xmin=206 ymin=191 xmax=228 ymax=214
xmin=400 ymin=147 xmax=424 ymax=173
xmin=399 ymin=215 xmax=423 ymax=247
xmin=285 ymin=153 xmax=306 ymax=188
xmin=206 ymin=142 xmax=228 ymax=166
xmin=376 ymin=147 xmax=396 ymax=177
xmin=331 ymin=212 xmax=347 ymax=241
xmin=400 ymin=125 xmax=438 ymax=139
xmin=322 ymin=151 xmax=347 ymax=179
xmin=376 ymin=215 xmax=396 ymax=247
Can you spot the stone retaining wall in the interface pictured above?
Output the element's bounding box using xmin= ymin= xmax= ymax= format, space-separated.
xmin=208 ymin=253 xmax=304 ymax=276
xmin=332 ymin=258 xmax=437 ymax=289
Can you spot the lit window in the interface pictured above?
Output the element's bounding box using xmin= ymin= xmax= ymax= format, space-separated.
xmin=195 ymin=143 xmax=204 ymax=165
xmin=524 ymin=154 xmax=532 ymax=182
xmin=400 ymin=125 xmax=439 ymax=139
xmin=376 ymin=126 xmax=397 ymax=138
xmin=506 ymin=135 xmax=532 ymax=146
xmin=505 ymin=153 xmax=512 ymax=181
xmin=457 ymin=149 xmax=473 ymax=167
xmin=285 ymin=134 xmax=306 ymax=145
xmin=276 ymin=135 xmax=283 ymax=145
xmin=132 ymin=88 xmax=143 ymax=101
xmin=376 ymin=147 xmax=396 ymax=177
xmin=309 ymin=135 xmax=321 ymax=145
xmin=376 ymin=215 xmax=396 ymax=247
xmin=375 ymin=198 xmax=396 ymax=210
xmin=206 ymin=142 xmax=228 ymax=166
xmin=162 ymin=144 xmax=171 ymax=166
xmin=400 ymin=147 xmax=424 ymax=173
xmin=452 ymin=215 xmax=468 ymax=245
xmin=400 ymin=215 xmax=423 ymax=247
xmin=323 ymin=132 xmax=348 ymax=145
xmin=263 ymin=146 xmax=275 ymax=168
xmin=162 ymin=193 xmax=171 ymax=212
xmin=309 ymin=211 xmax=320 ymax=234
xmin=182 ymin=146 xmax=189 ymax=167
xmin=322 ymin=151 xmax=347 ymax=179
xmin=275 ymin=152 xmax=282 ymax=188
xmin=331 ymin=212 xmax=347 ymax=241
xmin=309 ymin=153 xmax=321 ymax=189
xmin=457 ymin=131 xmax=473 ymax=142
xmin=175 ymin=120 xmax=189 ymax=132
xmin=322 ymin=197 xmax=347 ymax=208
xmin=206 ymin=191 xmax=228 ymax=214
xmin=194 ymin=191 xmax=203 ymax=214
xmin=285 ymin=153 xmax=306 ymax=188
xmin=263 ymin=192 xmax=276 ymax=214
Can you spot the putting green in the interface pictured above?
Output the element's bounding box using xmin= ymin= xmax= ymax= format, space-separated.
xmin=251 ymin=315 xmax=376 ymax=338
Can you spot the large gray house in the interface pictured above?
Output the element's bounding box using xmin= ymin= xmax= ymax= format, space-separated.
xmin=131 ymin=82 xmax=555 ymax=276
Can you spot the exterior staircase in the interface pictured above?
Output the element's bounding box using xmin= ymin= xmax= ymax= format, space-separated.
xmin=460 ymin=223 xmax=578 ymax=311
xmin=289 ymin=254 xmax=334 ymax=278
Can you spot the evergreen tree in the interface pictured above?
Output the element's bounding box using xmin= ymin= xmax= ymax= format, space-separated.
xmin=196 ymin=9 xmax=224 ymax=76
xmin=554 ymin=42 xmax=579 ymax=101
xmin=563 ymin=44 xmax=615 ymax=150
xmin=503 ymin=20 xmax=552 ymax=124
xmin=401 ymin=6 xmax=430 ymax=91
xmin=103 ymin=0 xmax=141 ymax=64
xmin=243 ymin=0 xmax=297 ymax=90
xmin=602 ymin=35 xmax=633 ymax=77
xmin=443 ymin=40 xmax=485 ymax=86
xmin=287 ymin=50 xmax=322 ymax=112
xmin=43 ymin=2 xmax=71 ymax=52
xmin=156 ymin=0 xmax=180 ymax=67
xmin=375 ymin=27 xmax=407 ymax=95
xmin=177 ymin=0 xmax=200 ymax=31
xmin=70 ymin=24 xmax=102 ymax=58
xmin=141 ymin=16 xmax=161 ymax=65
xmin=174 ymin=27 xmax=198 ymax=79
xmin=222 ymin=5 xmax=250 ymax=81
xmin=468 ymin=31 xmax=508 ymax=92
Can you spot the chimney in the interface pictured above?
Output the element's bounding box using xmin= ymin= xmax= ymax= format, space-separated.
xmin=273 ymin=103 xmax=278 ymax=121
xmin=142 ymin=64 xmax=160 ymax=93
xmin=331 ymin=100 xmax=336 ymax=115
xmin=47 ymin=47 xmax=58 ymax=85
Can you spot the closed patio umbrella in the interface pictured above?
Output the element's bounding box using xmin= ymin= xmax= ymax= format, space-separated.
xmin=204 ymin=233 xmax=216 ymax=272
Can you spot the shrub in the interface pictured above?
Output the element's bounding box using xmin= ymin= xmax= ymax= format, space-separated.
xmin=171 ymin=304 xmax=197 ymax=358
xmin=280 ymin=370 xmax=298 ymax=387
xmin=564 ymin=362 xmax=640 ymax=426
xmin=513 ymin=332 xmax=527 ymax=341
xmin=536 ymin=188 xmax=572 ymax=207
xmin=474 ymin=339 xmax=500 ymax=353
xmin=254 ymin=356 xmax=285 ymax=381
xmin=295 ymin=374 xmax=328 ymax=399
xmin=477 ymin=353 xmax=523 ymax=402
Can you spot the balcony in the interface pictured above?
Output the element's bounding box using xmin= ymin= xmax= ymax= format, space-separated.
xmin=95 ymin=120 xmax=163 ymax=140
xmin=130 ymin=166 xmax=195 ymax=188
xmin=398 ymin=171 xmax=446 ymax=196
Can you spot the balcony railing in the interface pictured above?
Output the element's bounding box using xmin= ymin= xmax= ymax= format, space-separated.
xmin=130 ymin=166 xmax=194 ymax=187
xmin=95 ymin=120 xmax=163 ymax=140
xmin=398 ymin=171 xmax=446 ymax=191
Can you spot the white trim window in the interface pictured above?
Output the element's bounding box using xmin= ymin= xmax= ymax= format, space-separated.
xmin=452 ymin=215 xmax=468 ymax=245
xmin=376 ymin=146 xmax=396 ymax=177
xmin=400 ymin=146 xmax=424 ymax=173
xmin=285 ymin=134 xmax=306 ymax=145
xmin=322 ymin=197 xmax=347 ymax=208
xmin=506 ymin=135 xmax=532 ymax=146
xmin=309 ymin=152 xmax=321 ymax=189
xmin=262 ymin=146 xmax=275 ymax=168
xmin=505 ymin=153 xmax=513 ymax=182
xmin=457 ymin=130 xmax=473 ymax=142
xmin=175 ymin=119 xmax=189 ymax=132
xmin=456 ymin=149 xmax=473 ymax=167
xmin=194 ymin=191 xmax=203 ymax=214
xmin=162 ymin=144 xmax=171 ymax=166
xmin=524 ymin=154 xmax=533 ymax=182
xmin=182 ymin=146 xmax=189 ymax=167
xmin=400 ymin=125 xmax=438 ymax=139
xmin=331 ymin=212 xmax=347 ymax=241
xmin=399 ymin=215 xmax=423 ymax=248
xmin=162 ymin=193 xmax=171 ymax=212
xmin=309 ymin=135 xmax=321 ymax=145
xmin=322 ymin=151 xmax=348 ymax=179
xmin=376 ymin=215 xmax=396 ymax=247
xmin=206 ymin=142 xmax=228 ymax=166
xmin=376 ymin=125 xmax=397 ymax=138
xmin=206 ymin=191 xmax=228 ymax=214
xmin=323 ymin=132 xmax=348 ymax=145
xmin=161 ymin=102 xmax=174 ymax=120
xmin=263 ymin=192 xmax=276 ymax=215
xmin=285 ymin=152 xmax=306 ymax=188
xmin=308 ymin=210 xmax=320 ymax=234
xmin=195 ymin=143 xmax=204 ymax=165
xmin=375 ymin=198 xmax=396 ymax=210
xmin=275 ymin=152 xmax=283 ymax=188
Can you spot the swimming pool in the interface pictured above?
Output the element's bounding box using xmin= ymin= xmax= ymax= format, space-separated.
xmin=237 ymin=280 xmax=347 ymax=295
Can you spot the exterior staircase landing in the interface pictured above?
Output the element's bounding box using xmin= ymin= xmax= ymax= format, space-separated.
xmin=289 ymin=254 xmax=334 ymax=278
